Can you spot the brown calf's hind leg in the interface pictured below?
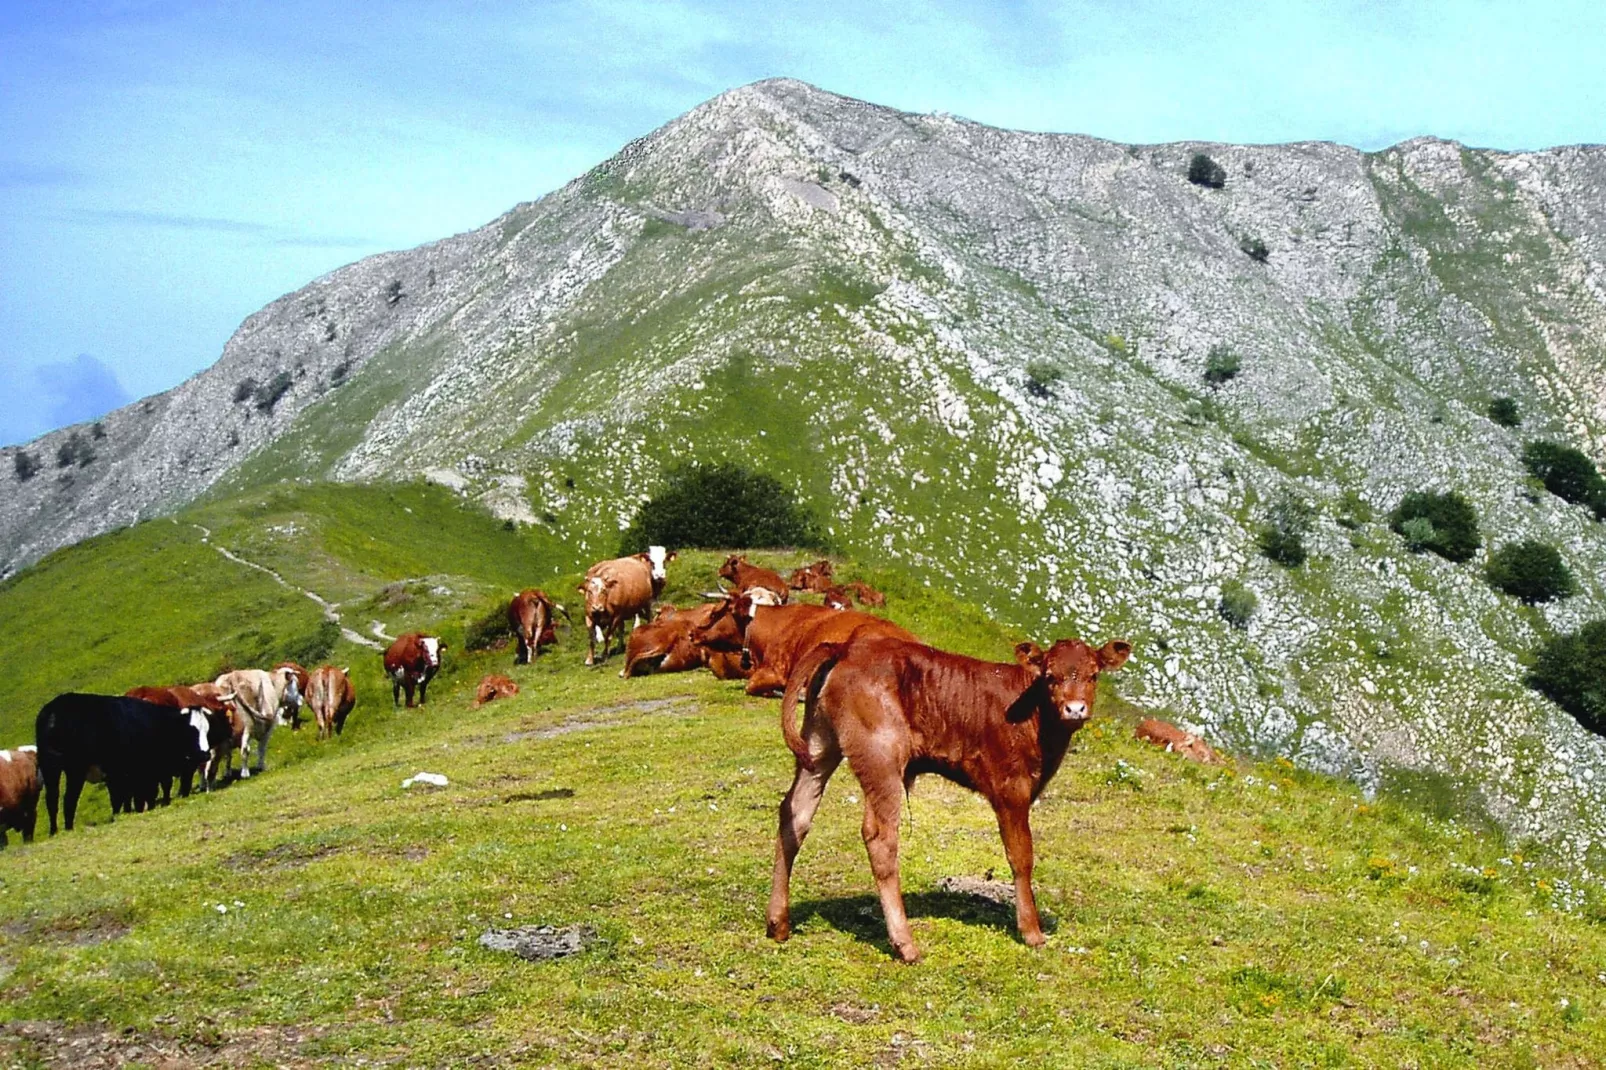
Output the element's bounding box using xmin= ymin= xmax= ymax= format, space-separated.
xmin=994 ymin=800 xmax=1046 ymax=947
xmin=861 ymin=776 xmax=919 ymax=962
xmin=767 ymin=750 xmax=842 ymax=942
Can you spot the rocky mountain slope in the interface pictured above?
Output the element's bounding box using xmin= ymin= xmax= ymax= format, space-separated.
xmin=5 ymin=78 xmax=1606 ymax=870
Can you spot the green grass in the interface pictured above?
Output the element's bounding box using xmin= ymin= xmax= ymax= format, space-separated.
xmin=3 ymin=484 xmax=1604 ymax=1065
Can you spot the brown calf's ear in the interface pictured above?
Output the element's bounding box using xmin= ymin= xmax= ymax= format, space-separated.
xmin=1013 ymin=642 xmax=1046 ymax=671
xmin=1097 ymin=640 xmax=1132 ymax=670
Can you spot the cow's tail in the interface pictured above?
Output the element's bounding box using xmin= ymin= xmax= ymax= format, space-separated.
xmin=780 ymin=643 xmax=847 ymax=772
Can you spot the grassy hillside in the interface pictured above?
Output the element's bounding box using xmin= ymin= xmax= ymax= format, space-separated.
xmin=0 ymin=481 xmax=1603 ymax=1065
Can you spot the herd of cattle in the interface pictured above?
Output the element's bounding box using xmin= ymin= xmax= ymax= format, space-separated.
xmin=0 ymin=546 xmax=1221 ymax=960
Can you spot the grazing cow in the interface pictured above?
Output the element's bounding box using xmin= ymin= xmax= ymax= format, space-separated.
xmin=579 ymin=547 xmax=674 ymax=667
xmin=187 ymin=682 xmax=245 ymax=784
xmin=769 ymin=634 xmax=1131 ymax=962
xmin=719 ymin=555 xmax=789 ymax=604
xmin=383 ymin=633 xmax=445 ymax=708
xmin=214 ymin=666 xmax=300 ymax=776
xmin=35 ymin=694 xmax=212 ymax=834
xmin=508 ymin=589 xmax=566 ymax=664
xmin=473 ymin=673 xmax=520 ymax=708
xmin=0 ymin=746 xmax=41 ymax=847
xmin=788 ymin=559 xmax=836 ymax=593
xmin=737 ymin=601 xmax=915 ymax=697
xmin=306 ymin=665 xmax=357 ymax=739
xmin=273 ymin=662 xmax=311 ymax=729
xmin=1135 ymin=718 xmax=1224 ymax=765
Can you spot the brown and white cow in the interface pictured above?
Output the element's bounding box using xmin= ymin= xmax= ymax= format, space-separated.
xmin=306 ymin=665 xmax=356 ymax=740
xmin=719 ymin=555 xmax=789 ymax=604
xmin=770 ymin=634 xmax=1131 ymax=962
xmin=472 ymin=673 xmax=520 ymax=708
xmin=788 ymin=559 xmax=835 ymax=593
xmin=273 ymin=662 xmax=311 ymax=729
xmin=0 ymin=745 xmax=41 ymax=847
xmin=508 ymin=589 xmax=566 ymax=664
xmin=1135 ymin=718 xmax=1224 ymax=765
xmin=578 ymin=546 xmax=674 ymax=667
xmin=384 ymin=633 xmax=445 ymax=707
xmin=214 ymin=666 xmax=301 ymax=777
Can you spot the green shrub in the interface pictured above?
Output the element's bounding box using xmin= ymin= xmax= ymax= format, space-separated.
xmin=280 ymin=619 xmax=342 ymax=667
xmin=1239 ymin=236 xmax=1269 ymax=263
xmin=1485 ymin=540 xmax=1576 ymax=603
xmin=1219 ymin=581 xmax=1258 ymax=629
xmin=1522 ymin=441 xmax=1606 ymax=518
xmin=1204 ymin=344 xmax=1241 ymax=385
xmin=12 ymin=451 xmax=39 ymax=482
xmin=1528 ymin=620 xmax=1606 ymax=736
xmin=1257 ymin=489 xmax=1313 ymax=567
xmin=55 ymin=432 xmax=95 ymax=469
xmin=1389 ymin=491 xmax=1481 ymax=562
xmin=464 ymin=601 xmax=513 ymax=652
xmin=233 ymin=378 xmax=257 ymax=404
xmin=1487 ymin=397 xmax=1521 ymax=427
xmin=620 ymin=462 xmax=827 ymax=554
xmin=1024 ymin=361 xmax=1064 ymax=399
xmin=1187 ymin=152 xmax=1226 ymax=189
xmin=254 ymin=371 xmax=294 ymax=413
xmin=91 ymin=421 xmax=107 ymax=440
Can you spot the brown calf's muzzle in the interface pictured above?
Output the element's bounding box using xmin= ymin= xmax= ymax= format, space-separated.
xmin=1017 ymin=638 xmax=1133 ymax=722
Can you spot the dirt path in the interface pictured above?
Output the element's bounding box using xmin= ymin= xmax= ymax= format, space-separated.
xmin=188 ymin=522 xmax=389 ymax=650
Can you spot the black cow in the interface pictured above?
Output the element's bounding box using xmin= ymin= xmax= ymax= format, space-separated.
xmin=35 ymin=694 xmax=211 ymax=834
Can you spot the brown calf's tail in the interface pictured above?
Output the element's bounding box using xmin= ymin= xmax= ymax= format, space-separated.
xmin=779 ymin=642 xmax=847 ymax=772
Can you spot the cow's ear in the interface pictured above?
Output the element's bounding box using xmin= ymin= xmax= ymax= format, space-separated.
xmin=666 ymin=550 xmax=678 ymax=562
xmin=1097 ymin=640 xmax=1132 ymax=671
xmin=1014 ymin=642 xmax=1045 ymax=672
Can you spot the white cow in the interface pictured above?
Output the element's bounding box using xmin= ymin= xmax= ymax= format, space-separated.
xmin=213 ymin=666 xmax=301 ymax=777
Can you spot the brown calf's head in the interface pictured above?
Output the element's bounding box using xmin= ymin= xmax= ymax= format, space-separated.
xmin=1015 ymin=639 xmax=1132 ymax=724
xmin=687 ymin=595 xmax=745 ymax=653
xmin=717 ymin=554 xmax=745 ymax=583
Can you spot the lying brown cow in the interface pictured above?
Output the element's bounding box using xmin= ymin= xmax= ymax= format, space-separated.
xmin=841 ymin=580 xmax=886 ymax=608
xmin=821 ymin=586 xmax=854 ymax=610
xmin=472 ymin=673 xmax=520 ymax=708
xmin=384 ymin=633 xmax=445 ymax=707
xmin=622 ymin=602 xmax=720 ymax=678
xmin=719 ymin=555 xmax=789 ymax=604
xmin=788 ymin=560 xmax=835 ymax=593
xmin=579 ymin=546 xmax=674 ymax=667
xmin=0 ymin=745 xmax=41 ymax=847
xmin=508 ymin=589 xmax=566 ymax=664
xmin=741 ymin=602 xmax=914 ymax=697
xmin=306 ymin=665 xmax=356 ymax=739
xmin=1135 ymin=718 xmax=1224 ymax=765
xmin=770 ymin=634 xmax=1131 ymax=962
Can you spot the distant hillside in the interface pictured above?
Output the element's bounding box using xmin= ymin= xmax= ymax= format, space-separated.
xmin=4 ymin=79 xmax=1606 ymax=871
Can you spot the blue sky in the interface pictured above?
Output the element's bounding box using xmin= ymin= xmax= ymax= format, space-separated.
xmin=2 ymin=0 xmax=1603 ymax=446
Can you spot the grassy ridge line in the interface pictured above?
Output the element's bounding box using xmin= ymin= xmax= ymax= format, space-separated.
xmin=0 ymin=623 xmax=1600 ymax=1066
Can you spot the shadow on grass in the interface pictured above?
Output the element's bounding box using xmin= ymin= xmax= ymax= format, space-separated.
xmin=788 ymin=890 xmax=1055 ymax=956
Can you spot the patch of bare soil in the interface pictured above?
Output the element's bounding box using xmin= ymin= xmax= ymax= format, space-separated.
xmin=0 ymin=1020 xmax=335 ymax=1068
xmin=501 ymin=697 xmax=694 ymax=743
xmin=0 ymin=906 xmax=133 ymax=947
xmin=935 ymin=875 xmax=1016 ymax=904
xmin=222 ymin=842 xmax=343 ymax=872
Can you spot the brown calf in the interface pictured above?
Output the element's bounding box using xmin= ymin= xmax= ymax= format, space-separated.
xmin=770 ymin=634 xmax=1131 ymax=962
xmin=719 ymin=555 xmax=789 ymax=604
xmin=788 ymin=559 xmax=835 ymax=593
xmin=306 ymin=666 xmax=357 ymax=739
xmin=820 ymin=586 xmax=854 ymax=610
xmin=0 ymin=746 xmax=41 ymax=847
xmin=472 ymin=673 xmax=520 ymax=708
xmin=508 ymin=589 xmax=566 ymax=664
xmin=841 ymin=580 xmax=886 ymax=608
xmin=1135 ymin=718 xmax=1224 ymax=765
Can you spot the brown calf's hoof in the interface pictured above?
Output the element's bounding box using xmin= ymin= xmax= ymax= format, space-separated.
xmin=766 ymin=918 xmax=791 ymax=942
xmin=893 ymin=942 xmax=923 ymax=964
xmin=1021 ymin=929 xmax=1047 ymax=948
